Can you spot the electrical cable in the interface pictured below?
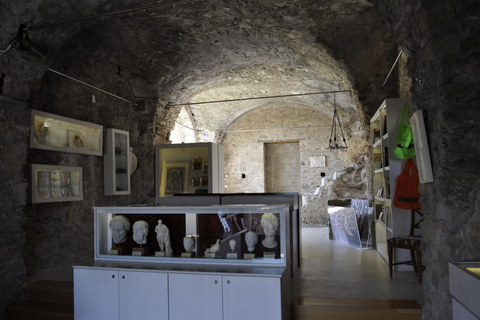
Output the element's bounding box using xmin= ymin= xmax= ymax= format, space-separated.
xmin=0 ymin=44 xmax=12 ymax=54
xmin=23 ymin=0 xmax=201 ymax=31
xmin=382 ymin=50 xmax=403 ymax=89
xmin=168 ymin=90 xmax=351 ymax=107
xmin=48 ymin=68 xmax=138 ymax=106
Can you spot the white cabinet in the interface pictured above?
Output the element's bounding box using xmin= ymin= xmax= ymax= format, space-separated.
xmin=74 ymin=268 xmax=168 ymax=320
xmin=104 ymin=128 xmax=130 ymax=195
xmin=223 ymin=275 xmax=282 ymax=320
xmin=169 ymin=273 xmax=285 ymax=320
xmin=370 ymin=98 xmax=416 ymax=268
xmin=169 ymin=273 xmax=223 ymax=320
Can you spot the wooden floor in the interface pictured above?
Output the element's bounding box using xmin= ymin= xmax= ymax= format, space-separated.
xmin=293 ymin=296 xmax=422 ymax=320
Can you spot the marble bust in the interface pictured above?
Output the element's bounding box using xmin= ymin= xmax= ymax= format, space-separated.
xmin=132 ymin=220 xmax=149 ymax=245
xmin=261 ymin=213 xmax=279 ymax=249
xmin=155 ymin=220 xmax=172 ymax=255
xmin=109 ymin=215 xmax=131 ymax=245
xmin=183 ymin=236 xmax=195 ymax=252
xmin=229 ymin=239 xmax=236 ymax=252
xmin=245 ymin=231 xmax=258 ymax=252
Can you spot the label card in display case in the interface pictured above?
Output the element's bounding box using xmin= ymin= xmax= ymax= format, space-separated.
xmin=30 ymin=109 xmax=103 ymax=156
xmin=30 ymin=164 xmax=83 ymax=203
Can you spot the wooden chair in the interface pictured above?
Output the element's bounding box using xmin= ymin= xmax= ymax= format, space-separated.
xmin=387 ymin=209 xmax=424 ymax=283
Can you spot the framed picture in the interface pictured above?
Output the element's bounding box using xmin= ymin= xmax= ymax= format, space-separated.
xmin=30 ymin=109 xmax=103 ymax=156
xmin=202 ymin=161 xmax=208 ymax=173
xmin=192 ymin=158 xmax=202 ymax=170
xmin=191 ymin=177 xmax=200 ymax=187
xmin=159 ymin=161 xmax=189 ymax=197
xmin=200 ymin=176 xmax=208 ymax=186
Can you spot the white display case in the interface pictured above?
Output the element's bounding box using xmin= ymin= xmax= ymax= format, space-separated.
xmin=449 ymin=262 xmax=480 ymax=320
xmin=155 ymin=142 xmax=224 ymax=197
xmin=94 ymin=204 xmax=290 ymax=267
xmin=104 ymin=128 xmax=130 ymax=195
xmin=30 ymin=109 xmax=103 ymax=156
xmin=29 ymin=164 xmax=83 ymax=203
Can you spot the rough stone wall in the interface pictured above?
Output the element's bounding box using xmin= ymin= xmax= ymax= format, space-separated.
xmin=224 ymin=104 xmax=370 ymax=227
xmin=373 ymin=1 xmax=480 ymax=319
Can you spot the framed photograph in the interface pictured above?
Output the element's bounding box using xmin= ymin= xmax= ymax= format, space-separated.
xmin=192 ymin=158 xmax=202 ymax=170
xmin=191 ymin=177 xmax=200 ymax=187
xmin=202 ymin=161 xmax=208 ymax=173
xmin=200 ymin=176 xmax=208 ymax=186
xmin=159 ymin=161 xmax=189 ymax=197
xmin=30 ymin=109 xmax=103 ymax=156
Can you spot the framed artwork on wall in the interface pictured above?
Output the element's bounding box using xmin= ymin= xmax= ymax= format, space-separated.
xmin=160 ymin=161 xmax=190 ymax=197
xmin=30 ymin=109 xmax=103 ymax=156
xmin=192 ymin=158 xmax=202 ymax=170
xmin=30 ymin=164 xmax=83 ymax=203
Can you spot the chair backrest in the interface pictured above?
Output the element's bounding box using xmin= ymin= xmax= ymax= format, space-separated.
xmin=410 ymin=209 xmax=423 ymax=237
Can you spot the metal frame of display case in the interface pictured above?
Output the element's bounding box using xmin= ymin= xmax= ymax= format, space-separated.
xmin=29 ymin=164 xmax=83 ymax=203
xmin=94 ymin=204 xmax=290 ymax=267
xmin=30 ymin=109 xmax=103 ymax=156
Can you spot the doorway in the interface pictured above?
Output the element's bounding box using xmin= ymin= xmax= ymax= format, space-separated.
xmin=264 ymin=142 xmax=301 ymax=193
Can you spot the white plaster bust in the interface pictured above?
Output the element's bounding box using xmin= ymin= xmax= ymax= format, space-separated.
xmin=261 ymin=213 xmax=279 ymax=249
xmin=133 ymin=220 xmax=149 ymax=245
xmin=229 ymin=239 xmax=236 ymax=252
xmin=245 ymin=231 xmax=258 ymax=252
xmin=155 ymin=220 xmax=172 ymax=254
xmin=183 ymin=236 xmax=195 ymax=252
xmin=109 ymin=215 xmax=131 ymax=245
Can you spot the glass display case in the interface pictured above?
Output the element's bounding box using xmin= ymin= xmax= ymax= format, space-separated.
xmin=30 ymin=109 xmax=103 ymax=156
xmin=155 ymin=143 xmax=224 ymax=198
xmin=104 ymin=128 xmax=130 ymax=195
xmin=94 ymin=204 xmax=290 ymax=266
xmin=29 ymin=164 xmax=83 ymax=203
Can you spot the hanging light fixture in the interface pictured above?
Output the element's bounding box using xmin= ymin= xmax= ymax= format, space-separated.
xmin=328 ymin=92 xmax=348 ymax=151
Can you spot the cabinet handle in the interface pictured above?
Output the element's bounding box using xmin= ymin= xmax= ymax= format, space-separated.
xmin=214 ymin=280 xmax=218 ymax=284
xmin=226 ymin=280 xmax=231 ymax=284
xmin=112 ymin=275 xmax=115 ymax=279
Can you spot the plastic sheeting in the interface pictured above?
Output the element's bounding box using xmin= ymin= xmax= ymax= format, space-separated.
xmin=328 ymin=199 xmax=373 ymax=248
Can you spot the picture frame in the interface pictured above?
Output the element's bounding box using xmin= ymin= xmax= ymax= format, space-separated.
xmin=159 ymin=161 xmax=190 ymax=197
xmin=200 ymin=176 xmax=208 ymax=186
xmin=30 ymin=109 xmax=103 ymax=156
xmin=192 ymin=158 xmax=202 ymax=170
xmin=202 ymin=161 xmax=208 ymax=173
xmin=191 ymin=177 xmax=200 ymax=187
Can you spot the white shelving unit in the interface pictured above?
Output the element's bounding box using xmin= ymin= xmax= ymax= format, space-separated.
xmin=370 ymin=98 xmax=415 ymax=269
xmin=104 ymin=129 xmax=130 ymax=195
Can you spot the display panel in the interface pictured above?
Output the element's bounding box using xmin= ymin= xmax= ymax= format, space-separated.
xmin=31 ymin=109 xmax=103 ymax=156
xmin=30 ymin=164 xmax=83 ymax=203
xmin=104 ymin=128 xmax=130 ymax=195
xmin=94 ymin=205 xmax=289 ymax=266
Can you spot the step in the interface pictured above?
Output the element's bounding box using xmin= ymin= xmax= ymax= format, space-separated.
xmin=8 ymin=301 xmax=74 ymax=320
xmin=293 ymin=297 xmax=422 ymax=320
xmin=25 ymin=280 xmax=73 ymax=305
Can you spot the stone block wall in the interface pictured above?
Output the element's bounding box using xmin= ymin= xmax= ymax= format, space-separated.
xmin=223 ymin=104 xmax=371 ymax=227
xmin=373 ymin=1 xmax=480 ymax=319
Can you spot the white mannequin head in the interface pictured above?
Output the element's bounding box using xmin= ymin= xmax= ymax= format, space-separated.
xmin=261 ymin=213 xmax=279 ymax=249
xmin=109 ymin=215 xmax=131 ymax=244
xmin=133 ymin=220 xmax=149 ymax=245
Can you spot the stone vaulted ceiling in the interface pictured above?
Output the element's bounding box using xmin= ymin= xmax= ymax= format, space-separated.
xmin=2 ymin=0 xmax=399 ymax=139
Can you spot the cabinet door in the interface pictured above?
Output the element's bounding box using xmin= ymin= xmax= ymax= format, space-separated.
xmin=118 ymin=271 xmax=169 ymax=320
xmin=74 ymin=269 xmax=119 ymax=320
xmin=223 ymin=276 xmax=282 ymax=320
xmin=169 ymin=273 xmax=223 ymax=320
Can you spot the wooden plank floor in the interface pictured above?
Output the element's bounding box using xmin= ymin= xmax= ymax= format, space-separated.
xmin=293 ymin=296 xmax=422 ymax=320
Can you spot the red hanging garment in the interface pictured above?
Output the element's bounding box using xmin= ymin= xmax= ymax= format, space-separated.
xmin=393 ymin=159 xmax=421 ymax=209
